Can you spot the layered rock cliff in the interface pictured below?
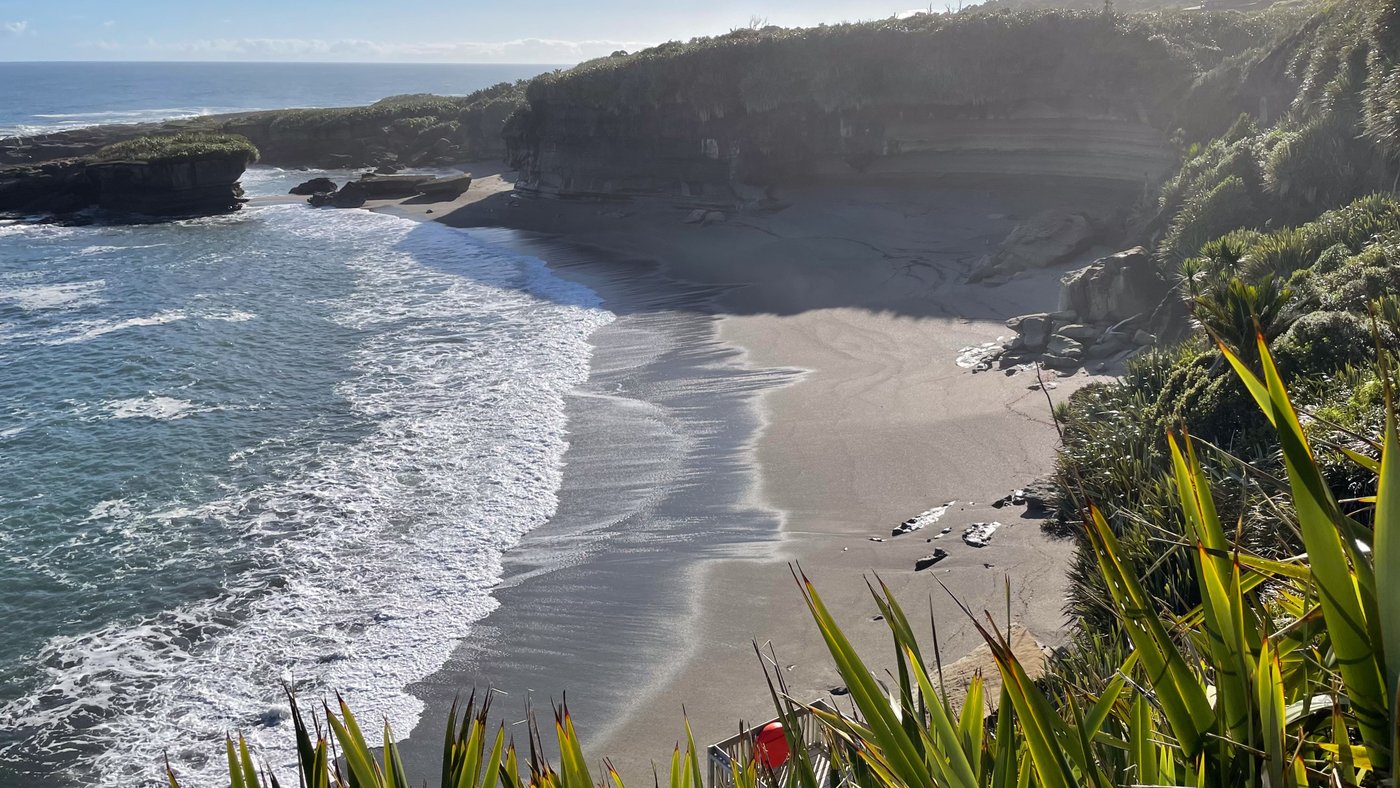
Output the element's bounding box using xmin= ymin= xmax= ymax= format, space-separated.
xmin=504 ymin=10 xmax=1280 ymax=200
xmin=0 ymin=134 xmax=256 ymax=219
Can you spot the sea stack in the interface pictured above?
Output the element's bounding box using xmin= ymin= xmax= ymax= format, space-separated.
xmin=0 ymin=133 xmax=258 ymax=219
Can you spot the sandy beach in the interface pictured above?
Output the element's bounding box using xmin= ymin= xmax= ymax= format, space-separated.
xmin=365 ymin=165 xmax=1132 ymax=781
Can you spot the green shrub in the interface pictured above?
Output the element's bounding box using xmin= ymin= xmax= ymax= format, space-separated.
xmin=1311 ymin=237 xmax=1400 ymax=311
xmin=94 ymin=133 xmax=259 ymax=164
xmin=1191 ymin=275 xmax=1296 ymax=361
xmin=1261 ymin=112 xmax=1363 ymax=212
xmin=1159 ymin=175 xmax=1261 ymax=265
xmin=1272 ymin=310 xmax=1376 ymax=376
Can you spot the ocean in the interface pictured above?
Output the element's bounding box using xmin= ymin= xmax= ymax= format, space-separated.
xmin=0 ymin=62 xmax=562 ymax=138
xmin=0 ymin=67 xmax=612 ymax=787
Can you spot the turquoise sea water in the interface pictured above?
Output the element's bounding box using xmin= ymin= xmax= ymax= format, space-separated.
xmin=0 ymin=163 xmax=610 ymax=783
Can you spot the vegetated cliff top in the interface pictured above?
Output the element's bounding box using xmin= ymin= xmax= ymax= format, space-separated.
xmin=93 ymin=133 xmax=259 ymax=165
xmin=241 ymin=82 xmax=524 ymax=133
xmin=519 ymin=7 xmax=1300 ymax=125
xmin=973 ymin=0 xmax=1304 ymax=12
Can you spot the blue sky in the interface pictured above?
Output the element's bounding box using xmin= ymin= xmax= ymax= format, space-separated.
xmin=0 ymin=1 xmax=956 ymax=63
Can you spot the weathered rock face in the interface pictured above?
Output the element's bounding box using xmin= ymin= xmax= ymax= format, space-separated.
xmin=88 ymin=156 xmax=247 ymax=216
xmin=508 ymin=99 xmax=1178 ymax=201
xmin=968 ymin=209 xmax=1096 ymax=283
xmin=0 ymin=152 xmax=249 ymax=219
xmin=0 ymin=160 xmax=96 ymax=214
xmin=1059 ymin=246 xmax=1169 ymax=325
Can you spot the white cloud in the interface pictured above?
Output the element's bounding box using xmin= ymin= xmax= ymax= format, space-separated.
xmin=150 ymin=36 xmax=646 ymax=63
xmin=1 ymin=20 xmax=30 ymax=35
xmin=102 ymin=20 xmax=116 ymax=27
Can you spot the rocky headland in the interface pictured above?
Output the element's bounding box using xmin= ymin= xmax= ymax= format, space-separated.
xmin=0 ymin=84 xmax=525 ymax=172
xmin=0 ymin=133 xmax=258 ymax=219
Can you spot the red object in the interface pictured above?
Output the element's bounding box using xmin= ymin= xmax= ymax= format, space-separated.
xmin=754 ymin=722 xmax=790 ymax=769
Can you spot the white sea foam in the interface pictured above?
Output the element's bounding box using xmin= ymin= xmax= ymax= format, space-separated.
xmin=77 ymin=243 xmax=170 ymax=256
xmin=1 ymin=107 xmax=237 ymax=138
xmin=0 ymin=280 xmax=105 ymax=311
xmin=104 ymin=395 xmax=209 ymax=421
xmin=0 ymin=207 xmax=614 ymax=786
xmin=85 ymin=499 xmax=136 ymax=522
xmin=40 ymin=308 xmax=254 ymax=345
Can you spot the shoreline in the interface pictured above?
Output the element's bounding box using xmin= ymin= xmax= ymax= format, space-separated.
xmin=361 ymin=166 xmax=1131 ymax=779
xmin=388 ymin=229 xmax=799 ymax=779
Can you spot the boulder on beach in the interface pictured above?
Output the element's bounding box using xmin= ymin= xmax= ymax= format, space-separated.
xmin=415 ymin=173 xmax=473 ymax=200
xmin=289 ymin=177 xmax=337 ymax=196
xmin=969 ymin=209 xmax=1095 ymax=283
xmin=915 ymin=550 xmax=948 ymax=571
xmin=1059 ymin=246 xmax=1169 ymax=325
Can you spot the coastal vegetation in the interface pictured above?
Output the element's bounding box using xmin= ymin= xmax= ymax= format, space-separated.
xmin=178 ymin=336 xmax=1399 ymax=786
xmin=1050 ymin=0 xmax=1400 ymax=665
xmin=518 ymin=9 xmax=1284 ymax=121
xmin=257 ymin=86 xmax=523 ymax=141
xmin=212 ymin=83 xmax=526 ymax=166
xmin=93 ymin=133 xmax=260 ymax=165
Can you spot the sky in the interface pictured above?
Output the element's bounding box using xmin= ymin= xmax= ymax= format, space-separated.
xmin=0 ymin=1 xmax=955 ymax=64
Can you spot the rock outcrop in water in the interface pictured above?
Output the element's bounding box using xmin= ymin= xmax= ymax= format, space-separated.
xmin=0 ymin=134 xmax=256 ymax=219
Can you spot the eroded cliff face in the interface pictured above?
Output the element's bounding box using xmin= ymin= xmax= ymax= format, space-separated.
xmin=502 ymin=10 xmax=1281 ymax=201
xmin=0 ymin=153 xmax=249 ymax=218
xmin=87 ymin=156 xmax=248 ymax=216
xmin=507 ymin=98 xmax=1177 ymax=200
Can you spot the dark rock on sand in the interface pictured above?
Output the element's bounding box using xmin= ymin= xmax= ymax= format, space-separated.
xmin=1059 ymin=246 xmax=1169 ymax=326
xmin=289 ymin=177 xmax=337 ymax=196
xmin=969 ymin=209 xmax=1096 ymax=283
xmin=309 ymin=189 xmax=367 ymax=209
xmin=998 ymin=478 xmax=1059 ymax=518
xmin=915 ymin=550 xmax=948 ymax=571
xmin=989 ymin=248 xmax=1172 ymax=373
xmin=344 ymin=174 xmax=437 ymax=199
xmin=416 ymin=173 xmax=473 ymax=199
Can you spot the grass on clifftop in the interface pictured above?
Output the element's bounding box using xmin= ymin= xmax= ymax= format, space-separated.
xmin=93 ymin=133 xmax=260 ymax=164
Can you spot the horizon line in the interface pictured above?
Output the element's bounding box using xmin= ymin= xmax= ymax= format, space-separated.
xmin=0 ymin=60 xmax=576 ymax=66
